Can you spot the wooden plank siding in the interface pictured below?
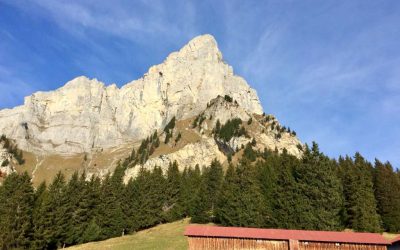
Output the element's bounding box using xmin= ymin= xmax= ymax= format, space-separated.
xmin=188 ymin=236 xmax=289 ymax=250
xmin=187 ymin=237 xmax=389 ymax=250
xmin=300 ymin=242 xmax=387 ymax=250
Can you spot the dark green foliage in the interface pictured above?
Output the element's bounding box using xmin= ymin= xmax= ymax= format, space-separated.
xmin=191 ymin=179 xmax=210 ymax=223
xmin=294 ymin=143 xmax=343 ymax=230
xmin=192 ymin=160 xmax=223 ymax=223
xmin=192 ymin=114 xmax=206 ymax=129
xmin=163 ymin=161 xmax=182 ymax=221
xmin=0 ymin=172 xmax=34 ymax=250
xmin=163 ymin=117 xmax=176 ymax=143
xmin=216 ymin=118 xmax=247 ymax=142
xmin=214 ymin=119 xmax=221 ymax=134
xmin=247 ymin=117 xmax=253 ymax=125
xmin=216 ymin=161 xmax=268 ymax=227
xmin=179 ymin=166 xmax=202 ymax=217
xmin=198 ymin=115 xmax=206 ymax=127
xmin=269 ymin=150 xmax=303 ymax=229
xmin=1 ymin=159 xmax=9 ymax=166
xmin=243 ymin=143 xmax=257 ymax=162
xmin=97 ymin=172 xmax=125 ymax=240
xmin=0 ymin=135 xmax=25 ymax=165
xmin=224 ymin=95 xmax=233 ymax=102
xmin=175 ymin=132 xmax=182 ymax=143
xmin=125 ymin=133 xmax=161 ymax=166
xmin=374 ymin=160 xmax=400 ymax=232
xmin=338 ymin=153 xmax=382 ymax=232
xmin=81 ymin=219 xmax=101 ymax=243
xmin=216 ymin=164 xmax=239 ymax=226
xmin=1 ymin=138 xmax=399 ymax=249
xmin=164 ymin=117 xmax=176 ymax=133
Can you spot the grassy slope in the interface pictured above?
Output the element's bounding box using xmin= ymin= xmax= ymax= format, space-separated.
xmin=66 ymin=219 xmax=189 ymax=250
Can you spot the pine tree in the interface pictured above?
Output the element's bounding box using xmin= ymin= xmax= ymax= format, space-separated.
xmin=295 ymin=143 xmax=343 ymax=230
xmin=163 ymin=161 xmax=181 ymax=221
xmin=31 ymin=181 xmax=48 ymax=249
xmin=179 ymin=165 xmax=202 ymax=217
xmin=81 ymin=219 xmax=101 ymax=243
xmin=234 ymin=159 xmax=267 ymax=227
xmin=63 ymin=172 xmax=96 ymax=245
xmin=0 ymin=172 xmax=34 ymax=250
xmin=339 ymin=153 xmax=382 ymax=232
xmin=374 ymin=160 xmax=400 ymax=232
xmin=216 ymin=164 xmax=240 ymax=226
xmin=204 ymin=159 xmax=223 ymax=220
xmin=255 ymin=154 xmax=277 ymax=227
xmin=129 ymin=167 xmax=165 ymax=230
xmin=271 ymin=150 xmax=302 ymax=229
xmin=191 ymin=178 xmax=211 ymax=223
xmin=97 ymin=169 xmax=126 ymax=240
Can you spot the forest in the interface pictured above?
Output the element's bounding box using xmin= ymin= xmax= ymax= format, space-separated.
xmin=1 ymin=142 xmax=399 ymax=250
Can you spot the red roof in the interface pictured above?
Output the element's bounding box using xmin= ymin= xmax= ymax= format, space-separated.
xmin=391 ymin=235 xmax=400 ymax=243
xmin=184 ymin=225 xmax=390 ymax=245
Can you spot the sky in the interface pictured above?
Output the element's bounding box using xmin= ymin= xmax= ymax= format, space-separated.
xmin=0 ymin=0 xmax=399 ymax=167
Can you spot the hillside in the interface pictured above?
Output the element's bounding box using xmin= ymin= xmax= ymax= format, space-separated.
xmin=66 ymin=219 xmax=189 ymax=250
xmin=0 ymin=34 xmax=302 ymax=185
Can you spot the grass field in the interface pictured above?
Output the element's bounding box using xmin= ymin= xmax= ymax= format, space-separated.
xmin=66 ymin=219 xmax=189 ymax=250
xmin=65 ymin=218 xmax=398 ymax=250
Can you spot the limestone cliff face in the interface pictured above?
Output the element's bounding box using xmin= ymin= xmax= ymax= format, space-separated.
xmin=0 ymin=34 xmax=262 ymax=155
xmin=124 ymin=96 xmax=303 ymax=181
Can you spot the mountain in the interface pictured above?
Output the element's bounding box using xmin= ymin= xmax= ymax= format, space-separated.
xmin=0 ymin=34 xmax=302 ymax=184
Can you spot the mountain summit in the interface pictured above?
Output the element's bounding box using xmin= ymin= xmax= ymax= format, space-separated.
xmin=0 ymin=34 xmax=262 ymax=155
xmin=0 ymin=34 xmax=302 ymax=184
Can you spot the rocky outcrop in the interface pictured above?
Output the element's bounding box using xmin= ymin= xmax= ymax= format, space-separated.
xmin=0 ymin=147 xmax=15 ymax=177
xmin=124 ymin=138 xmax=225 ymax=183
xmin=0 ymin=34 xmax=262 ymax=155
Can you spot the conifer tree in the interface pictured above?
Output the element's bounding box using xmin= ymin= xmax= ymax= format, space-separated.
xmin=234 ymin=159 xmax=267 ymax=227
xmin=0 ymin=172 xmax=34 ymax=250
xmin=33 ymin=172 xmax=69 ymax=249
xmin=271 ymin=150 xmax=302 ymax=229
xmin=216 ymin=164 xmax=239 ymax=226
xmin=204 ymin=160 xmax=223 ymax=219
xmin=179 ymin=165 xmax=202 ymax=217
xmin=31 ymin=181 xmax=48 ymax=249
xmin=339 ymin=153 xmax=382 ymax=232
xmin=191 ymin=178 xmax=211 ymax=223
xmin=97 ymin=172 xmax=125 ymax=240
xmin=374 ymin=160 xmax=400 ymax=232
xmin=163 ymin=161 xmax=181 ymax=221
xmin=295 ymin=143 xmax=343 ymax=230
xmin=129 ymin=167 xmax=165 ymax=230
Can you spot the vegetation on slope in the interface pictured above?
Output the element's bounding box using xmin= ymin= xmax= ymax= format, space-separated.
xmin=0 ymin=134 xmax=25 ymax=165
xmin=66 ymin=219 xmax=189 ymax=250
xmin=1 ymin=141 xmax=400 ymax=249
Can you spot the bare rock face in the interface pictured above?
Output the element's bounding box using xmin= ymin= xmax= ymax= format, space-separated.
xmin=124 ymin=96 xmax=303 ymax=181
xmin=0 ymin=34 xmax=262 ymax=155
xmin=124 ymin=138 xmax=225 ymax=183
xmin=0 ymin=147 xmax=15 ymax=176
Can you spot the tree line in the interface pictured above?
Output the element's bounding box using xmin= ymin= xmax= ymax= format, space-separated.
xmin=1 ymin=142 xmax=400 ymax=249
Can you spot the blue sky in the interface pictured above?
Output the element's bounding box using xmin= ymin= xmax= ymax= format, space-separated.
xmin=1 ymin=0 xmax=399 ymax=167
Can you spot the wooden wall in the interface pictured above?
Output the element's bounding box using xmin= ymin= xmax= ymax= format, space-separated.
xmin=300 ymin=241 xmax=387 ymax=250
xmin=187 ymin=237 xmax=388 ymax=250
xmin=187 ymin=237 xmax=289 ymax=250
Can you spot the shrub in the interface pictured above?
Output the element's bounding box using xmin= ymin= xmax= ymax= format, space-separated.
xmin=224 ymin=95 xmax=233 ymax=102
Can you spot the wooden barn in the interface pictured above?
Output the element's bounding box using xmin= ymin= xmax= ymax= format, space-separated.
xmin=184 ymin=225 xmax=390 ymax=250
xmin=389 ymin=236 xmax=400 ymax=250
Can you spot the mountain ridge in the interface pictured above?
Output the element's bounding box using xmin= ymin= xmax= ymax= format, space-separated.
xmin=0 ymin=34 xmax=263 ymax=155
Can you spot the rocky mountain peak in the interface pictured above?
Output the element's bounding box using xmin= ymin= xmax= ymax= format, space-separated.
xmin=0 ymin=34 xmax=263 ymax=155
xmin=172 ymin=34 xmax=222 ymax=62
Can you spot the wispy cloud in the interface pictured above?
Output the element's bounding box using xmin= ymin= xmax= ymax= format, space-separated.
xmin=0 ymin=0 xmax=399 ymax=166
xmin=5 ymin=0 xmax=198 ymax=45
